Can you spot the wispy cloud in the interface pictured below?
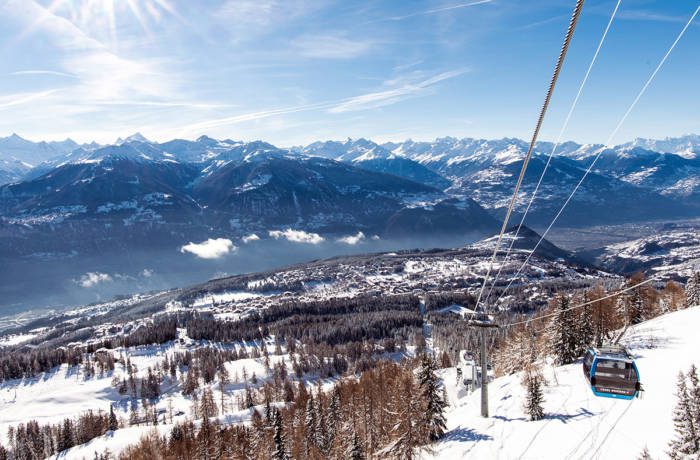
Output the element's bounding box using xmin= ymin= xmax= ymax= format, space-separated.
xmin=292 ymin=34 xmax=374 ymax=59
xmin=179 ymin=69 xmax=465 ymax=134
xmin=0 ymin=89 xmax=63 ymax=110
xmin=385 ymin=0 xmax=492 ymax=21
xmin=2 ymin=0 xmax=179 ymax=107
xmin=617 ymin=9 xmax=689 ymax=23
xmin=180 ymin=100 xmax=336 ymax=134
xmin=215 ymin=0 xmax=325 ymax=42
xmin=329 ymin=70 xmax=466 ymax=113
xmin=10 ymin=70 xmax=79 ymax=79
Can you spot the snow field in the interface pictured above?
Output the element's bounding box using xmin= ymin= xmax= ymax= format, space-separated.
xmin=425 ymin=306 xmax=700 ymax=459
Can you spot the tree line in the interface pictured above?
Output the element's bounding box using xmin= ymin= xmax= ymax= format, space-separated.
xmin=118 ymin=355 xmax=446 ymax=460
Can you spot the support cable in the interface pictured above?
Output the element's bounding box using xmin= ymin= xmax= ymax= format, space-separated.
xmin=484 ymin=0 xmax=622 ymax=303
xmin=472 ymin=0 xmax=586 ymax=315
xmin=494 ymin=5 xmax=700 ymax=307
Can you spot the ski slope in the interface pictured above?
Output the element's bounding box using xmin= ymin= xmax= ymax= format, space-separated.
xmin=427 ymin=306 xmax=700 ymax=459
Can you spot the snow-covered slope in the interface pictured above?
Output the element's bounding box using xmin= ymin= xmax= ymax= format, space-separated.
xmin=581 ymin=229 xmax=700 ymax=278
xmin=428 ymin=306 xmax=700 ymax=459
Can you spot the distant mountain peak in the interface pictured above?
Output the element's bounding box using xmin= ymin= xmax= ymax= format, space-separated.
xmin=116 ymin=132 xmax=150 ymax=145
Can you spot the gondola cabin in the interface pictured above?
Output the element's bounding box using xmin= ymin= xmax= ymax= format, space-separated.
xmin=583 ymin=345 xmax=640 ymax=400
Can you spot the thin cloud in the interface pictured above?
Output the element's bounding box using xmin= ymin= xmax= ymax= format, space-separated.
xmin=10 ymin=70 xmax=79 ymax=79
xmin=385 ymin=0 xmax=492 ymax=21
xmin=329 ymin=70 xmax=465 ymax=113
xmin=180 ymin=69 xmax=465 ymax=133
xmin=180 ymin=100 xmax=337 ymax=133
xmin=292 ymin=34 xmax=374 ymax=59
xmin=0 ymin=89 xmax=62 ymax=110
xmin=2 ymin=0 xmax=179 ymax=110
xmin=617 ymin=10 xmax=689 ymax=23
xmin=97 ymin=100 xmax=235 ymax=109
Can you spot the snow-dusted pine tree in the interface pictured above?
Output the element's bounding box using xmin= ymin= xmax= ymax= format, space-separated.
xmin=522 ymin=366 xmax=545 ymax=421
xmin=345 ymin=430 xmax=365 ymax=460
xmin=577 ymin=303 xmax=594 ymax=355
xmin=108 ymin=404 xmax=118 ymax=431
xmin=305 ymin=395 xmax=317 ymax=454
xmin=417 ymin=353 xmax=447 ymax=441
xmin=200 ymin=387 xmax=218 ymax=419
xmin=637 ymin=446 xmax=652 ymax=460
xmin=548 ymin=295 xmax=578 ymax=365
xmin=689 ymin=365 xmax=700 ymax=440
xmin=668 ymin=370 xmax=699 ymax=458
xmin=272 ymin=409 xmax=290 ymax=460
xmin=326 ymin=387 xmax=340 ymax=452
xmin=686 ymin=272 xmax=700 ymax=307
xmin=314 ymin=393 xmax=327 ymax=453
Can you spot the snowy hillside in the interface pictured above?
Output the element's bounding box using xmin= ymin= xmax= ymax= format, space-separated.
xmin=428 ymin=306 xmax=700 ymax=459
xmin=581 ymin=229 xmax=700 ymax=278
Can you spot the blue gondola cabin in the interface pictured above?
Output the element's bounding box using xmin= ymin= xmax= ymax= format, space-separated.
xmin=583 ymin=345 xmax=640 ymax=400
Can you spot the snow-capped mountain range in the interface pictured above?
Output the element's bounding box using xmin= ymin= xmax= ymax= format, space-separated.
xmin=1 ymin=132 xmax=699 ymax=259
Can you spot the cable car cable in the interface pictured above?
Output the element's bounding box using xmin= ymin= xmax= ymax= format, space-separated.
xmin=493 ymin=5 xmax=700 ymax=307
xmin=472 ymin=0 xmax=586 ymax=316
xmin=484 ymin=0 xmax=622 ymax=304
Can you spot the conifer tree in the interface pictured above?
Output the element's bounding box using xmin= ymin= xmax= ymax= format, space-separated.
xmin=250 ymin=409 xmax=268 ymax=454
xmin=272 ymin=409 xmax=290 ymax=460
xmin=417 ymin=354 xmax=447 ymax=441
xmin=669 ymin=370 xmax=699 ymax=458
xmin=305 ymin=395 xmax=317 ymax=454
xmin=108 ymin=404 xmax=118 ymax=431
xmin=522 ymin=367 xmax=545 ymax=421
xmin=686 ymin=272 xmax=700 ymax=307
xmin=326 ymin=388 xmax=340 ymax=452
xmin=637 ymin=446 xmax=652 ymax=460
xmin=314 ymin=394 xmax=327 ymax=452
xmin=577 ymin=303 xmax=594 ymax=354
xmin=218 ymin=364 xmax=230 ymax=413
xmin=59 ymin=418 xmax=74 ymax=452
xmin=345 ymin=430 xmax=365 ymax=460
xmin=548 ymin=295 xmax=578 ymax=365
xmin=200 ymin=388 xmax=219 ymax=419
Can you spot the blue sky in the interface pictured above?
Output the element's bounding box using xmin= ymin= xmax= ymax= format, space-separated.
xmin=0 ymin=0 xmax=697 ymax=145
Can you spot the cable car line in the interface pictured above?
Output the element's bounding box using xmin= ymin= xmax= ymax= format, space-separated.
xmin=484 ymin=0 xmax=622 ymax=304
xmin=493 ymin=5 xmax=700 ymax=308
xmin=472 ymin=0 xmax=586 ymax=316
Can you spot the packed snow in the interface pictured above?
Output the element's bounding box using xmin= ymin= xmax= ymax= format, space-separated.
xmin=425 ymin=306 xmax=700 ymax=459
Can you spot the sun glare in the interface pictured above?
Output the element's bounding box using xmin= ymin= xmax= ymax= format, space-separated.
xmin=19 ymin=0 xmax=178 ymax=50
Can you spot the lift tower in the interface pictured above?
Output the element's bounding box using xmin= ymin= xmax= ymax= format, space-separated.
xmin=467 ymin=312 xmax=499 ymax=417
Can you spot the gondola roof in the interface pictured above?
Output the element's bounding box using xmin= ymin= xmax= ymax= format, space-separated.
xmin=589 ymin=345 xmax=633 ymax=361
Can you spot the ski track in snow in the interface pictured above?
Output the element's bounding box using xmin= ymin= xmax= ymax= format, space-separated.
xmin=425 ymin=306 xmax=700 ymax=459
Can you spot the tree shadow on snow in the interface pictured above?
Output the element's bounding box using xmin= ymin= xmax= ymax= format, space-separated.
xmin=493 ymin=414 xmax=526 ymax=422
xmin=545 ymin=407 xmax=595 ymax=423
xmin=442 ymin=426 xmax=493 ymax=443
